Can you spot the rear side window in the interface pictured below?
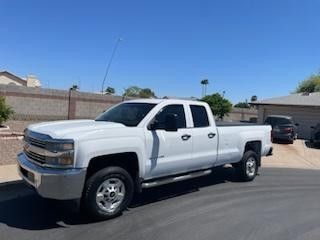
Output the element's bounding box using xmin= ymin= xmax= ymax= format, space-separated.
xmin=154 ymin=104 xmax=186 ymax=129
xmin=190 ymin=105 xmax=210 ymax=127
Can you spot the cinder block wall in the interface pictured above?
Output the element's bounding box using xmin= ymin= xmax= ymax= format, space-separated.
xmin=223 ymin=107 xmax=258 ymax=122
xmin=0 ymin=84 xmax=124 ymax=120
xmin=0 ymin=84 xmax=257 ymax=122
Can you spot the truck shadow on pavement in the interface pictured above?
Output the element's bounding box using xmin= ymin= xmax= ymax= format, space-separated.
xmin=0 ymin=166 xmax=241 ymax=230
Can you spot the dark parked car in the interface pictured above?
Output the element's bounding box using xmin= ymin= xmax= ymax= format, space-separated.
xmin=264 ymin=115 xmax=299 ymax=144
xmin=310 ymin=123 xmax=320 ymax=146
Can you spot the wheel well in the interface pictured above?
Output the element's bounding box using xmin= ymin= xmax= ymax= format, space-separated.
xmin=244 ymin=141 xmax=262 ymax=166
xmin=86 ymin=152 xmax=139 ymax=184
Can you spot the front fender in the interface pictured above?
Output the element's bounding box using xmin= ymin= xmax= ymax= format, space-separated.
xmin=75 ymin=136 xmax=145 ymax=177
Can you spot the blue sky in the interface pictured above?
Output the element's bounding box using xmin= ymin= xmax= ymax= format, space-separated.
xmin=1 ymin=0 xmax=320 ymax=103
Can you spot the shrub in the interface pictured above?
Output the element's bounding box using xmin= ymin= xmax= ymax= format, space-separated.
xmin=0 ymin=96 xmax=14 ymax=126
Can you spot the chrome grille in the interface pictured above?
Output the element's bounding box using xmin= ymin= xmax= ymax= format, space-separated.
xmin=26 ymin=136 xmax=46 ymax=148
xmin=24 ymin=149 xmax=46 ymax=164
xmin=23 ymin=130 xmax=51 ymax=165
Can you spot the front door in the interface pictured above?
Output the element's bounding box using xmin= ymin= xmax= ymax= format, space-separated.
xmin=144 ymin=104 xmax=193 ymax=179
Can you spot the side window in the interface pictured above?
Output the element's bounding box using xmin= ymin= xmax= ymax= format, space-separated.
xmin=190 ymin=105 xmax=210 ymax=127
xmin=153 ymin=104 xmax=186 ymax=129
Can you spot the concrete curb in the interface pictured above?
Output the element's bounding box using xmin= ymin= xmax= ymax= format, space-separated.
xmin=0 ymin=125 xmax=10 ymax=131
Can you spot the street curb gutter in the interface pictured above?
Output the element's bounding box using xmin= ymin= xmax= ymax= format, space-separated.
xmin=0 ymin=180 xmax=33 ymax=202
xmin=0 ymin=179 xmax=23 ymax=188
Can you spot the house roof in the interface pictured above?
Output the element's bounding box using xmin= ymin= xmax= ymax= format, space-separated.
xmin=251 ymin=92 xmax=320 ymax=107
xmin=0 ymin=71 xmax=27 ymax=86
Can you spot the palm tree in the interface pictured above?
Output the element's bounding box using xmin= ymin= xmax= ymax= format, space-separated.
xmin=200 ymin=79 xmax=209 ymax=97
xmin=70 ymin=84 xmax=79 ymax=91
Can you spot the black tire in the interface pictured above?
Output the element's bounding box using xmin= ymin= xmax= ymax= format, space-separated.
xmin=235 ymin=150 xmax=259 ymax=182
xmin=81 ymin=166 xmax=134 ymax=221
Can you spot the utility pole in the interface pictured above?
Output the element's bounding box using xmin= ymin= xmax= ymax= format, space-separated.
xmin=101 ymin=38 xmax=123 ymax=94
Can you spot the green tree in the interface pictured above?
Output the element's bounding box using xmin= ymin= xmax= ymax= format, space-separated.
xmin=139 ymin=88 xmax=156 ymax=98
xmin=105 ymin=86 xmax=115 ymax=95
xmin=0 ymin=96 xmax=14 ymax=126
xmin=201 ymin=93 xmax=232 ymax=119
xmin=234 ymin=101 xmax=250 ymax=108
xmin=123 ymin=86 xmax=141 ymax=97
xmin=123 ymin=86 xmax=156 ymax=98
xmin=296 ymin=73 xmax=320 ymax=93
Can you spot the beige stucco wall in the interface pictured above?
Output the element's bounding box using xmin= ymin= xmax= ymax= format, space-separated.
xmin=0 ymin=76 xmax=24 ymax=86
xmin=257 ymin=105 xmax=320 ymax=139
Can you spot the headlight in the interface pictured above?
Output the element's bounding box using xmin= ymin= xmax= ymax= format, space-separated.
xmin=45 ymin=140 xmax=74 ymax=167
xmin=46 ymin=141 xmax=74 ymax=152
xmin=45 ymin=151 xmax=74 ymax=166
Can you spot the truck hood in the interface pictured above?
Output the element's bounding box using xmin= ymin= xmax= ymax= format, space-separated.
xmin=28 ymin=120 xmax=126 ymax=139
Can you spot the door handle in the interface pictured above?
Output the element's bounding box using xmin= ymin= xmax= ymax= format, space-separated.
xmin=208 ymin=132 xmax=216 ymax=138
xmin=181 ymin=134 xmax=191 ymax=141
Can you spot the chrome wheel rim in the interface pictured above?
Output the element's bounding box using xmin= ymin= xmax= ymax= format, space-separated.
xmin=96 ymin=178 xmax=126 ymax=213
xmin=246 ymin=157 xmax=256 ymax=177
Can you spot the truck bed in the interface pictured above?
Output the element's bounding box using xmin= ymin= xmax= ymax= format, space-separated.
xmin=216 ymin=121 xmax=263 ymax=127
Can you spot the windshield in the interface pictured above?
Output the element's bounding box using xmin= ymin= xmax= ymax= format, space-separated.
xmin=95 ymin=102 xmax=156 ymax=127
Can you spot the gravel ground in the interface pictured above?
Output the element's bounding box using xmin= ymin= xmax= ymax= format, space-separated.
xmin=0 ymin=120 xmax=40 ymax=165
xmin=0 ymin=139 xmax=23 ymax=165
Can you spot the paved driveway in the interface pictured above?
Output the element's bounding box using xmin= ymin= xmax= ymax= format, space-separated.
xmin=1 ymin=167 xmax=320 ymax=240
xmin=263 ymin=140 xmax=320 ymax=169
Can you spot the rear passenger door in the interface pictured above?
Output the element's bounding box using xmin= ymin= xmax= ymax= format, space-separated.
xmin=190 ymin=105 xmax=218 ymax=168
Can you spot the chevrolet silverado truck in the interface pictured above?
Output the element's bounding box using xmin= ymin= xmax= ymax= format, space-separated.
xmin=17 ymin=99 xmax=273 ymax=220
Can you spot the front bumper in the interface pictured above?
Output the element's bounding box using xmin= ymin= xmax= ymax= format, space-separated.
xmin=17 ymin=152 xmax=86 ymax=200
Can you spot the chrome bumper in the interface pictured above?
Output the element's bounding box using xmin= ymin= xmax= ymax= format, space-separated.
xmin=17 ymin=153 xmax=86 ymax=200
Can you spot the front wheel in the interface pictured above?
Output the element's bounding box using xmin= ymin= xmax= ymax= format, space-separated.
xmin=81 ymin=166 xmax=134 ymax=220
xmin=235 ymin=150 xmax=259 ymax=181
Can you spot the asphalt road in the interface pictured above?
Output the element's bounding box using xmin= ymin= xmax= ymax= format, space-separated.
xmin=1 ymin=167 xmax=320 ymax=240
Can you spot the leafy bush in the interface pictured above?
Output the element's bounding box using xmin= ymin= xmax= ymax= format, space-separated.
xmin=0 ymin=96 xmax=14 ymax=126
xmin=201 ymin=93 xmax=232 ymax=119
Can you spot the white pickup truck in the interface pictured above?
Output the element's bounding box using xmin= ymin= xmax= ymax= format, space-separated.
xmin=17 ymin=99 xmax=273 ymax=220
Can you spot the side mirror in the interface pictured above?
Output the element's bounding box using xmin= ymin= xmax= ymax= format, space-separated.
xmin=164 ymin=114 xmax=178 ymax=132
xmin=295 ymin=123 xmax=299 ymax=127
xmin=311 ymin=126 xmax=315 ymax=129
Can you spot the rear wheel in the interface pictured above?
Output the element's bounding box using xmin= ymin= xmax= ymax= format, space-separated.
xmin=81 ymin=166 xmax=134 ymax=220
xmin=235 ymin=150 xmax=259 ymax=181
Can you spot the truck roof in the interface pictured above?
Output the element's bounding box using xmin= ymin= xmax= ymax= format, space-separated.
xmin=125 ymin=98 xmax=203 ymax=105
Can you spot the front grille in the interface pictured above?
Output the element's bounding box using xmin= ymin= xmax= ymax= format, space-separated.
xmin=24 ymin=130 xmax=51 ymax=165
xmin=27 ymin=136 xmax=46 ymax=148
xmin=24 ymin=149 xmax=46 ymax=164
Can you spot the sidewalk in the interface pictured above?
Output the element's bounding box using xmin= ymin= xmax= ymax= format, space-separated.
xmin=0 ymin=164 xmax=21 ymax=184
